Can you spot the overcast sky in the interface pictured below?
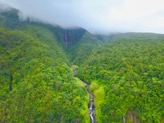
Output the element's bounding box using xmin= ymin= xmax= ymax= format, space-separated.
xmin=0 ymin=0 xmax=164 ymax=34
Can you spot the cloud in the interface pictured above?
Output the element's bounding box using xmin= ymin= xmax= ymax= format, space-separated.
xmin=0 ymin=2 xmax=12 ymax=12
xmin=0 ymin=0 xmax=164 ymax=34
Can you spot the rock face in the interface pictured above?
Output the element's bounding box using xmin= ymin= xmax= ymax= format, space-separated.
xmin=127 ymin=110 xmax=140 ymax=123
xmin=63 ymin=28 xmax=86 ymax=49
xmin=88 ymin=92 xmax=96 ymax=123
xmin=64 ymin=30 xmax=69 ymax=48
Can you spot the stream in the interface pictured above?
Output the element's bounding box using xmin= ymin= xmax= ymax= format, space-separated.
xmin=73 ymin=69 xmax=96 ymax=123
xmin=85 ymin=83 xmax=96 ymax=123
xmin=89 ymin=92 xmax=95 ymax=123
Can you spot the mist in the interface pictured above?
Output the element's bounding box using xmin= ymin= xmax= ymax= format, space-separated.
xmin=0 ymin=0 xmax=164 ymax=34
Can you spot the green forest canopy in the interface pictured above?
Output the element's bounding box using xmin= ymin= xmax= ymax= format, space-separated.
xmin=0 ymin=10 xmax=164 ymax=123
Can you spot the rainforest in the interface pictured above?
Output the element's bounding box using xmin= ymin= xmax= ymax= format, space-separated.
xmin=0 ymin=9 xmax=164 ymax=123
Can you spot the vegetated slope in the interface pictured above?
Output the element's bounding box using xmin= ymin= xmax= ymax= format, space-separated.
xmin=1 ymin=9 xmax=164 ymax=123
xmin=0 ymin=9 xmax=20 ymax=29
xmin=0 ymin=24 xmax=89 ymax=122
xmin=69 ymin=32 xmax=102 ymax=66
xmin=77 ymin=33 xmax=164 ymax=123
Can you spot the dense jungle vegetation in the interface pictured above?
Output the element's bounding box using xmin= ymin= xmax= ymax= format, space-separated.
xmin=0 ymin=9 xmax=164 ymax=123
xmin=77 ymin=34 xmax=164 ymax=123
xmin=0 ymin=10 xmax=89 ymax=122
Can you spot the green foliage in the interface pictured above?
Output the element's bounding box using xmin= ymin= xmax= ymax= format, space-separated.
xmin=90 ymin=83 xmax=105 ymax=123
xmin=69 ymin=32 xmax=101 ymax=65
xmin=0 ymin=9 xmax=20 ymax=28
xmin=0 ymin=15 xmax=5 ymax=25
xmin=0 ymin=27 xmax=88 ymax=122
xmin=1 ymin=10 xmax=164 ymax=123
xmin=89 ymin=81 xmax=99 ymax=92
xmin=77 ymin=33 xmax=164 ymax=122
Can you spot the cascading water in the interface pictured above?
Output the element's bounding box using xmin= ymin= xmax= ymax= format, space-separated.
xmin=72 ymin=68 xmax=96 ymax=123
xmin=88 ymin=91 xmax=95 ymax=123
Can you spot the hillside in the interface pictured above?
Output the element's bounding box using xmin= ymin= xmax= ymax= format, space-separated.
xmin=77 ymin=33 xmax=164 ymax=122
xmin=0 ymin=9 xmax=164 ymax=123
xmin=0 ymin=10 xmax=90 ymax=122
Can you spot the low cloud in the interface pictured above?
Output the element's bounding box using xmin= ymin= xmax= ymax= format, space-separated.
xmin=0 ymin=0 xmax=164 ymax=34
xmin=0 ymin=2 xmax=12 ymax=12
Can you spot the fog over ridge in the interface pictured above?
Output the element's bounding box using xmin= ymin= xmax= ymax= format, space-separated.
xmin=0 ymin=0 xmax=164 ymax=34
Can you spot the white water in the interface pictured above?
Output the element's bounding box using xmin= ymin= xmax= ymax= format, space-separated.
xmin=90 ymin=112 xmax=94 ymax=123
xmin=89 ymin=93 xmax=95 ymax=123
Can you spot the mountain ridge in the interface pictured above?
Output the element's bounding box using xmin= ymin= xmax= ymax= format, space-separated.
xmin=0 ymin=9 xmax=164 ymax=123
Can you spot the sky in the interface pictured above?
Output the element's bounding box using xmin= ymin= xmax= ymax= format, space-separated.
xmin=0 ymin=0 xmax=164 ymax=34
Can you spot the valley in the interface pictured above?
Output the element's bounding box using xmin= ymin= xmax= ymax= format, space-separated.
xmin=0 ymin=10 xmax=164 ymax=123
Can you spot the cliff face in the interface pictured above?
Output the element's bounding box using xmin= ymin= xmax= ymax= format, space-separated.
xmin=63 ymin=28 xmax=86 ymax=49
xmin=127 ymin=110 xmax=140 ymax=123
